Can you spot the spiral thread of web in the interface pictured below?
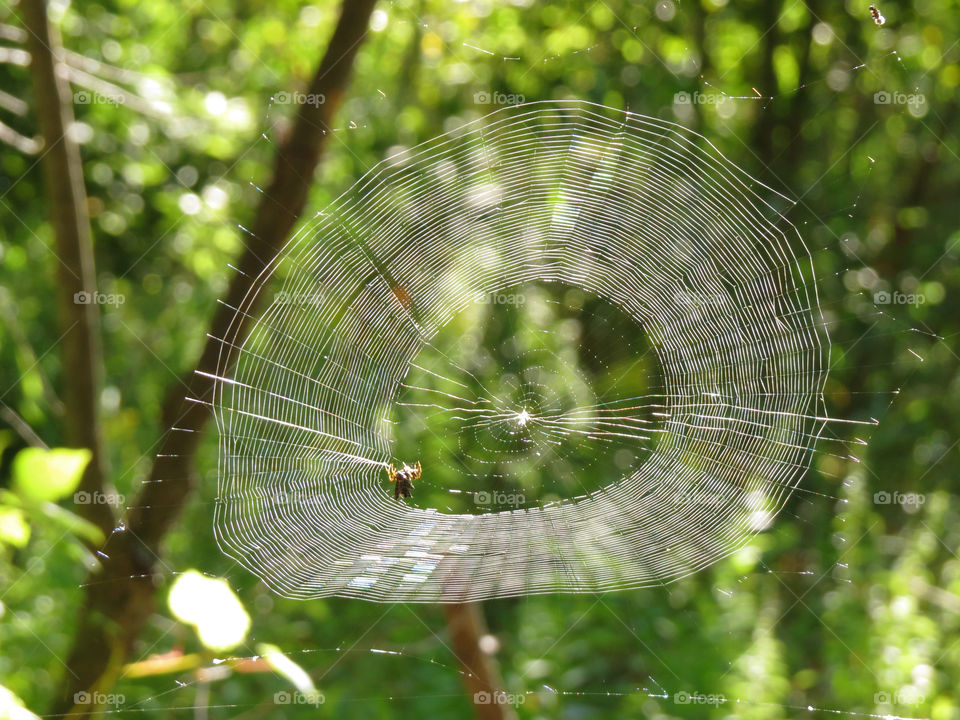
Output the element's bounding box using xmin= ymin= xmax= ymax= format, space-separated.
xmin=211 ymin=101 xmax=829 ymax=602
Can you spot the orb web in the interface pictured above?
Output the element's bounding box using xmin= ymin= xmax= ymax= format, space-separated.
xmin=210 ymin=100 xmax=830 ymax=602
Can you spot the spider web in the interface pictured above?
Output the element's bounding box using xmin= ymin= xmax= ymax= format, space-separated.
xmin=209 ymin=99 xmax=847 ymax=603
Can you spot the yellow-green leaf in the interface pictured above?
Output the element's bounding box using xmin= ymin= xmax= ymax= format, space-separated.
xmin=257 ymin=643 xmax=316 ymax=694
xmin=168 ymin=570 xmax=250 ymax=651
xmin=0 ymin=682 xmax=40 ymax=719
xmin=12 ymin=448 xmax=92 ymax=503
xmin=0 ymin=508 xmax=30 ymax=548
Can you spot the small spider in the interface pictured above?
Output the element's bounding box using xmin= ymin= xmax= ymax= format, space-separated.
xmin=868 ymin=4 xmax=885 ymax=25
xmin=386 ymin=461 xmax=422 ymax=500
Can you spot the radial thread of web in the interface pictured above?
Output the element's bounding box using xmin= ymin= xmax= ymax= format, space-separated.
xmin=210 ymin=100 xmax=830 ymax=602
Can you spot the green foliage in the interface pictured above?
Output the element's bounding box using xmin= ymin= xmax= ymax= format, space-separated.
xmin=11 ymin=447 xmax=90 ymax=503
xmin=258 ymin=643 xmax=317 ymax=695
xmin=168 ymin=570 xmax=250 ymax=651
xmin=0 ymin=684 xmax=40 ymax=720
xmin=0 ymin=508 xmax=29 ymax=549
xmin=0 ymin=447 xmax=102 ymax=550
xmin=1 ymin=0 xmax=958 ymax=718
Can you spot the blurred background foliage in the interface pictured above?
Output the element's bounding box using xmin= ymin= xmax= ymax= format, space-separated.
xmin=1 ymin=0 xmax=959 ymax=717
xmin=393 ymin=284 xmax=664 ymax=512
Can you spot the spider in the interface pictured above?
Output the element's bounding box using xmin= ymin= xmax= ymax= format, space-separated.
xmin=868 ymin=4 xmax=885 ymax=25
xmin=386 ymin=461 xmax=421 ymax=500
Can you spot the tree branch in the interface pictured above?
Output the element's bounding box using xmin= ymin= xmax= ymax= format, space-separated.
xmin=53 ymin=0 xmax=378 ymax=714
xmin=445 ymin=603 xmax=517 ymax=720
xmin=21 ymin=0 xmax=113 ymax=535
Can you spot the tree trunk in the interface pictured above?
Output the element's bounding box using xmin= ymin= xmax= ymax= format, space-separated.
xmin=445 ymin=603 xmax=517 ymax=720
xmin=21 ymin=0 xmax=113 ymax=537
xmin=52 ymin=1 xmax=378 ymax=714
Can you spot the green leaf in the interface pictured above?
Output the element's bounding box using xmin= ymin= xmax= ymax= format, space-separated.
xmin=0 ymin=490 xmax=104 ymax=546
xmin=0 ymin=508 xmax=30 ymax=548
xmin=168 ymin=570 xmax=250 ymax=651
xmin=11 ymin=448 xmax=92 ymax=503
xmin=0 ymin=682 xmax=40 ymax=719
xmin=38 ymin=502 xmax=105 ymax=545
xmin=257 ymin=643 xmax=316 ymax=694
